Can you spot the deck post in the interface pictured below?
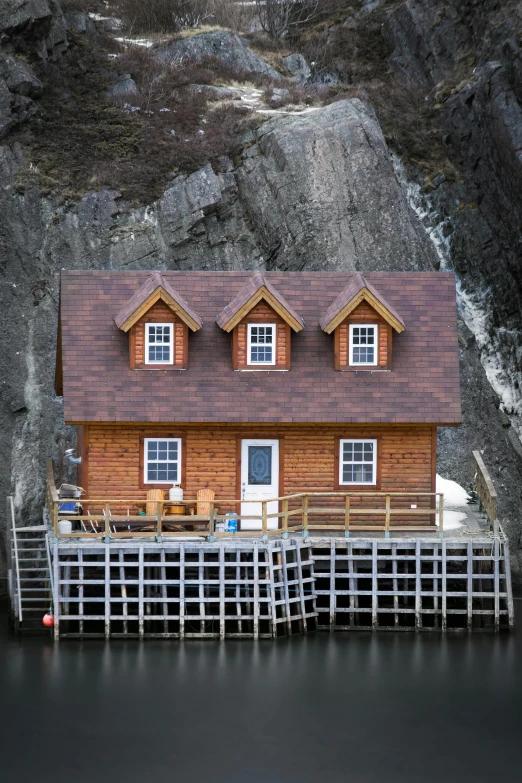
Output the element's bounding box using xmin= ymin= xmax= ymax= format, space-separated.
xmin=438 ymin=493 xmax=444 ymax=539
xmin=104 ymin=543 xmax=110 ymax=639
xmin=467 ymin=541 xmax=473 ymax=632
xmin=329 ymin=539 xmax=335 ymax=629
xmin=53 ymin=539 xmax=60 ymax=641
xmin=104 ymin=502 xmax=111 ymax=543
xmin=504 ymin=535 xmax=515 ymax=630
xmin=344 ymin=495 xmax=350 ymax=538
xmin=156 ymin=501 xmax=163 ymax=543
xmin=415 ymin=540 xmax=421 ymax=630
xmin=282 ymin=498 xmax=289 ymax=539
xmin=219 ymin=546 xmax=225 ymax=639
xmin=208 ymin=502 xmax=215 ymax=543
xmin=262 ymin=500 xmax=268 ymax=543
xmin=138 ymin=545 xmax=144 ymax=638
xmin=385 ymin=495 xmax=391 ymax=539
xmin=53 ymin=500 xmax=59 ymax=540
xmin=302 ymin=495 xmax=309 ymax=538
xmin=493 ymin=529 xmax=500 ymax=633
xmin=253 ymin=543 xmax=260 ymax=639
xmin=441 ymin=539 xmax=447 ymax=632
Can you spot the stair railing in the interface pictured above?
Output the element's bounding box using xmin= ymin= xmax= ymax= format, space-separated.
xmin=7 ymin=496 xmax=22 ymax=623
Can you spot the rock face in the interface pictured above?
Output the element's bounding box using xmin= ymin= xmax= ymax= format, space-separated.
xmin=0 ymin=0 xmax=66 ymax=137
xmin=237 ymin=100 xmax=436 ymax=271
xmin=0 ymin=50 xmax=42 ymax=134
xmin=0 ymin=0 xmax=67 ymax=60
xmin=384 ymin=0 xmax=522 ymax=576
xmin=157 ymin=31 xmax=281 ymax=79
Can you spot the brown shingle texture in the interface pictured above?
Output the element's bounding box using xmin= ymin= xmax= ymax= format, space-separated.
xmin=59 ymin=271 xmax=461 ymax=425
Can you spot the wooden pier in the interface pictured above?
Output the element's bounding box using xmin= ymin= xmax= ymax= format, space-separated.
xmin=312 ymin=534 xmax=514 ymax=632
xmin=51 ymin=538 xmax=317 ymax=640
xmin=5 ymin=450 xmax=515 ymax=637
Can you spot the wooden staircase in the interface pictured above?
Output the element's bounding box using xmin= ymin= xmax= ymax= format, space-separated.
xmin=5 ymin=497 xmax=52 ymax=632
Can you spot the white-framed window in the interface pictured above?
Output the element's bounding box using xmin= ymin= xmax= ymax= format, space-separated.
xmin=144 ymin=438 xmax=181 ymax=484
xmin=339 ymin=439 xmax=377 ymax=485
xmin=248 ymin=324 xmax=276 ymax=365
xmin=350 ymin=324 xmax=378 ymax=366
xmin=145 ymin=323 xmax=173 ymax=364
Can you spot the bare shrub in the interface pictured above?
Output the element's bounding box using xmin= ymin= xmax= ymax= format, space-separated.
xmin=12 ymin=35 xmax=264 ymax=204
xmin=256 ymin=0 xmax=342 ymax=40
xmin=116 ymin=0 xmax=255 ymax=35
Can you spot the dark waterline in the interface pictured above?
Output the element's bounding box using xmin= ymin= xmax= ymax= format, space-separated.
xmin=0 ymin=599 xmax=521 ymax=783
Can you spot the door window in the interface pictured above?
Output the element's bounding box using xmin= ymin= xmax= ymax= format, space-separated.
xmin=248 ymin=446 xmax=272 ymax=485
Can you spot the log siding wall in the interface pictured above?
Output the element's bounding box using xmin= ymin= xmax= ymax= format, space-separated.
xmin=233 ymin=301 xmax=290 ymax=370
xmin=84 ymin=423 xmax=435 ymax=525
xmin=130 ymin=300 xmax=188 ymax=369
xmin=335 ymin=301 xmax=391 ymax=370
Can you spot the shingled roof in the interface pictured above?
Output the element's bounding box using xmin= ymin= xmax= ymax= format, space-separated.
xmin=216 ymin=271 xmax=305 ymax=332
xmin=57 ymin=271 xmax=461 ymax=425
xmin=319 ymin=272 xmax=406 ymax=333
xmin=114 ymin=272 xmax=202 ymax=332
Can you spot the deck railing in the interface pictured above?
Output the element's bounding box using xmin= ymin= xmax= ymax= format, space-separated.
xmin=46 ymin=460 xmax=444 ymax=540
xmin=472 ymin=450 xmax=498 ymax=527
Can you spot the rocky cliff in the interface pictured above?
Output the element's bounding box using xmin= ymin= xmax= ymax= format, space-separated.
xmin=1 ymin=0 xmax=521 ymax=583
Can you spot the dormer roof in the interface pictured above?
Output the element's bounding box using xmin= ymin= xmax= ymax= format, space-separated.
xmin=216 ymin=271 xmax=305 ymax=332
xmin=319 ymin=272 xmax=406 ymax=334
xmin=114 ymin=272 xmax=202 ymax=332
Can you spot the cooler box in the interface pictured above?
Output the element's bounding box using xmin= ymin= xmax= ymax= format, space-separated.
xmin=224 ymin=514 xmax=238 ymax=533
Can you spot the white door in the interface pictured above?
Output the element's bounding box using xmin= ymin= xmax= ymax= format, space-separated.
xmin=240 ymin=440 xmax=279 ymax=530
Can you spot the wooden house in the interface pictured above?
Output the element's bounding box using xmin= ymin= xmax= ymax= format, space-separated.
xmin=54 ymin=270 xmax=461 ymax=534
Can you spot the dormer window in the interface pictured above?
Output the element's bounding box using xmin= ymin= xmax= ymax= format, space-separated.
xmin=350 ymin=324 xmax=377 ymax=366
xmin=248 ymin=324 xmax=275 ymax=365
xmin=114 ymin=272 xmax=202 ymax=371
xmin=320 ymin=273 xmax=405 ymax=371
xmin=146 ymin=323 xmax=173 ymax=364
xmin=216 ymin=272 xmax=304 ymax=371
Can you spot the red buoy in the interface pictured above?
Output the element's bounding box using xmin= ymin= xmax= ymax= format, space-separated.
xmin=42 ymin=613 xmax=54 ymax=628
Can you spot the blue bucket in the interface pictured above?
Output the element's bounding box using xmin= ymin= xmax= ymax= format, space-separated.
xmin=224 ymin=513 xmax=238 ymax=533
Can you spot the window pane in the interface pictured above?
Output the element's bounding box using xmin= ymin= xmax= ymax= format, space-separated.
xmin=343 ymin=465 xmax=354 ymax=483
xmin=351 ymin=327 xmax=375 ymax=363
xmin=251 ymin=345 xmax=273 ymax=363
xmin=341 ymin=441 xmax=375 ymax=484
xmin=147 ymin=325 xmax=171 ymax=362
xmin=146 ymin=439 xmax=179 ymax=483
xmin=248 ymin=446 xmax=272 ymax=485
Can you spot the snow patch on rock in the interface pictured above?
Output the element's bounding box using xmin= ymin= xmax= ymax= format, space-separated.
xmin=393 ymin=154 xmax=522 ymax=443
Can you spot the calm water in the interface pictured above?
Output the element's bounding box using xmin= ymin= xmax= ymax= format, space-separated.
xmin=0 ymin=599 xmax=521 ymax=783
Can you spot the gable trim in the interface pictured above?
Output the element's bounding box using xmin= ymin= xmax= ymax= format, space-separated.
xmin=218 ymin=286 xmax=304 ymax=333
xmin=117 ymin=286 xmax=201 ymax=333
xmin=322 ymin=288 xmax=406 ymax=335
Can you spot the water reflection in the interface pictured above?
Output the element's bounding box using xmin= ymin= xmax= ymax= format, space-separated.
xmin=0 ymin=601 xmax=520 ymax=783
